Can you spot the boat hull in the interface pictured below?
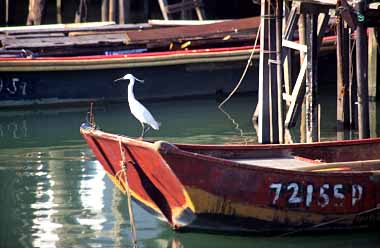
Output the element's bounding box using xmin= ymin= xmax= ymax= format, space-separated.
xmin=0 ymin=48 xmax=259 ymax=108
xmin=80 ymin=124 xmax=380 ymax=234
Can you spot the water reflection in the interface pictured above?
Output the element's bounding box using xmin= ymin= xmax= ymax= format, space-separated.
xmin=0 ymin=95 xmax=379 ymax=247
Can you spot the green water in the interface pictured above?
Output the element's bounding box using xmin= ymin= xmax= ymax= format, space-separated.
xmin=0 ymin=95 xmax=380 ymax=248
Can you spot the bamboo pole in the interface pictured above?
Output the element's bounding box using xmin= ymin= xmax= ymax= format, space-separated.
xmin=354 ymin=0 xmax=370 ymax=139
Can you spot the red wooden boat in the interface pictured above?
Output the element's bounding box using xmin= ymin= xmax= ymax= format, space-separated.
xmin=80 ymin=122 xmax=380 ymax=234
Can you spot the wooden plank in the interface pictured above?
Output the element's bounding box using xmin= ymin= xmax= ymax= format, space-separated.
xmin=1 ymin=23 xmax=150 ymax=35
xmin=285 ymin=59 xmax=307 ymax=128
xmin=1 ymin=33 xmax=127 ymax=49
xmin=283 ymin=40 xmax=307 ymax=52
xmin=125 ymin=17 xmax=260 ymax=44
xmin=368 ymin=28 xmax=378 ymax=100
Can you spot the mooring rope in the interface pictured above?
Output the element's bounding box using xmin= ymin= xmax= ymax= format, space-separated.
xmin=277 ymin=205 xmax=380 ymax=237
xmin=117 ymin=138 xmax=138 ymax=248
xmin=218 ymin=23 xmax=261 ymax=108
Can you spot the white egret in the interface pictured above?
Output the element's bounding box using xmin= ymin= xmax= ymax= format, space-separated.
xmin=114 ymin=74 xmax=160 ymax=138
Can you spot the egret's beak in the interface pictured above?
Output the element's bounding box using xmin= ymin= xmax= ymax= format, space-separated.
xmin=134 ymin=77 xmax=144 ymax=83
xmin=114 ymin=77 xmax=124 ymax=82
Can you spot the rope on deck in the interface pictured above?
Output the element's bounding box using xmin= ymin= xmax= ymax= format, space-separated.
xmin=218 ymin=23 xmax=261 ymax=108
xmin=116 ymin=138 xmax=139 ymax=248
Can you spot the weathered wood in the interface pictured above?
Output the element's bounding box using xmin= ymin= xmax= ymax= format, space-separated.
xmin=355 ymin=0 xmax=370 ymax=139
xmin=258 ymin=0 xmax=271 ymax=144
xmin=118 ymin=0 xmax=131 ymax=24
xmin=125 ymin=17 xmax=259 ymax=44
xmin=285 ymin=58 xmax=307 ymax=128
xmin=299 ymin=14 xmax=306 ymax=143
xmin=27 ymin=0 xmax=46 ymax=25
xmin=276 ymin=0 xmax=284 ymax=144
xmin=305 ymin=13 xmax=319 ymax=143
xmin=269 ymin=0 xmax=279 ymax=143
xmin=336 ymin=10 xmax=350 ymax=137
xmin=282 ymin=6 xmax=299 ymax=108
xmin=102 ymin=0 xmax=109 ymax=22
xmin=75 ymin=0 xmax=88 ymax=23
xmin=368 ymin=28 xmax=378 ymax=101
xmin=282 ymin=40 xmax=307 ymax=52
xmin=109 ymin=0 xmax=117 ymax=22
xmin=2 ymin=23 xmax=151 ymax=36
xmin=349 ymin=28 xmax=358 ymax=130
xmin=56 ymin=0 xmax=62 ymax=24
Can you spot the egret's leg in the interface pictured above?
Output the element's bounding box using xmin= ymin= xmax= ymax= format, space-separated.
xmin=144 ymin=126 xmax=151 ymax=135
xmin=140 ymin=122 xmax=145 ymax=138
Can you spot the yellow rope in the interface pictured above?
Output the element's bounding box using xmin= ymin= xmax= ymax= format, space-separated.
xmin=218 ymin=23 xmax=261 ymax=108
xmin=117 ymin=138 xmax=138 ymax=248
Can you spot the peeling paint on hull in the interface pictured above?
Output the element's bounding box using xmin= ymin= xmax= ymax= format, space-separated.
xmin=80 ymin=123 xmax=380 ymax=234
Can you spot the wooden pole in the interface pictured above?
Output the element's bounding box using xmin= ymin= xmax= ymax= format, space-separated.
xmin=75 ymin=0 xmax=87 ymax=23
xmin=354 ymin=0 xmax=370 ymax=139
xmin=102 ymin=0 xmax=109 ymax=22
xmin=5 ymin=0 xmax=9 ymax=25
xmin=276 ymin=0 xmax=284 ymax=144
xmin=27 ymin=0 xmax=46 ymax=25
xmin=368 ymin=28 xmax=378 ymax=138
xmin=349 ymin=28 xmax=358 ymax=130
xmin=368 ymin=28 xmax=378 ymax=101
xmin=305 ymin=12 xmax=319 ymax=143
xmin=336 ymin=6 xmax=350 ymax=140
xmin=299 ymin=14 xmax=306 ymax=143
xmin=109 ymin=0 xmax=116 ymax=22
xmin=269 ymin=0 xmax=279 ymax=143
xmin=118 ymin=0 xmax=131 ymax=24
xmin=56 ymin=0 xmax=62 ymax=24
xmin=258 ymin=0 xmax=271 ymax=144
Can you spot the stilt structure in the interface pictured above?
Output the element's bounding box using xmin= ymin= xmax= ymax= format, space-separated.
xmin=157 ymin=0 xmax=206 ymax=20
xmin=257 ymin=0 xmax=380 ymax=144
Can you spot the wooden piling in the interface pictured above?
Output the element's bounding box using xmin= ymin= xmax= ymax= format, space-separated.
xmin=354 ymin=0 xmax=370 ymax=139
xmin=299 ymin=14 xmax=306 ymax=143
xmin=75 ymin=0 xmax=87 ymax=23
xmin=258 ymin=0 xmax=271 ymax=144
xmin=349 ymin=29 xmax=358 ymax=130
xmin=269 ymin=0 xmax=279 ymax=143
xmin=118 ymin=0 xmax=131 ymax=24
xmin=305 ymin=12 xmax=319 ymax=143
xmin=102 ymin=0 xmax=109 ymax=21
xmin=56 ymin=0 xmax=62 ymax=23
xmin=27 ymin=0 xmax=46 ymax=25
xmin=275 ymin=0 xmax=284 ymax=143
xmin=109 ymin=0 xmax=117 ymax=22
xmin=336 ymin=7 xmax=350 ymax=139
xmin=368 ymin=28 xmax=378 ymax=101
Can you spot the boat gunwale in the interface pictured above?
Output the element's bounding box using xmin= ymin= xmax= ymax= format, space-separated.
xmin=80 ymin=124 xmax=380 ymax=177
